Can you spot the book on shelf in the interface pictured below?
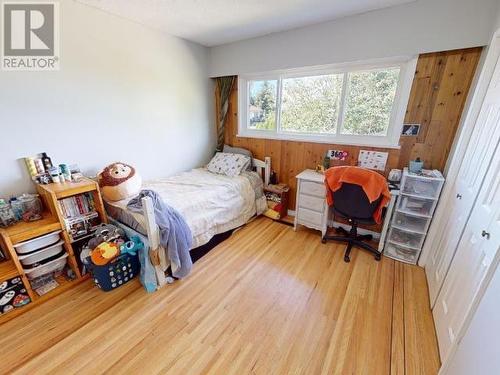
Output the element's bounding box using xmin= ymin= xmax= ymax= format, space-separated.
xmin=58 ymin=193 xmax=95 ymax=219
xmin=58 ymin=193 xmax=100 ymax=241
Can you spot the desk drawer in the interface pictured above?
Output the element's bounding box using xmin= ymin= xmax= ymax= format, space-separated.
xmin=297 ymin=208 xmax=323 ymax=227
xmin=298 ymin=194 xmax=325 ymax=213
xmin=300 ymin=181 xmax=325 ymax=198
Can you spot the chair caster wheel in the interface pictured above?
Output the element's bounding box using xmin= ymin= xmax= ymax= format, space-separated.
xmin=344 ymin=256 xmax=350 ymax=263
xmin=321 ymin=238 xmax=327 ymax=244
xmin=375 ymin=254 xmax=381 ymax=261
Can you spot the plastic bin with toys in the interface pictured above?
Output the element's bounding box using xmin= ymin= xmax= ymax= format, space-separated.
xmin=81 ymin=223 xmax=142 ymax=292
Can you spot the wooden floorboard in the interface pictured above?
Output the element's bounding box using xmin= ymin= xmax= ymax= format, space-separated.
xmin=391 ymin=261 xmax=405 ymax=375
xmin=0 ymin=218 xmax=440 ymax=375
xmin=404 ymin=264 xmax=441 ymax=375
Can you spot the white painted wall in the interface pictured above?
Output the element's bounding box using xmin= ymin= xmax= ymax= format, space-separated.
xmin=443 ymin=263 xmax=500 ymax=375
xmin=210 ymin=0 xmax=498 ymax=76
xmin=495 ymin=1 xmax=500 ymax=33
xmin=0 ymin=0 xmax=213 ymax=197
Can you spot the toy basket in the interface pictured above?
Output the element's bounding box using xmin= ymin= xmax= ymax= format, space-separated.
xmin=88 ymin=252 xmax=139 ymax=292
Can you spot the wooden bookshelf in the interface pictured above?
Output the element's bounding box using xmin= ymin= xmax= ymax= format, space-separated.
xmin=0 ymin=178 xmax=107 ymax=323
xmin=37 ymin=178 xmax=108 ymax=278
xmin=0 ymin=260 xmax=19 ymax=283
xmin=4 ymin=211 xmax=60 ymax=244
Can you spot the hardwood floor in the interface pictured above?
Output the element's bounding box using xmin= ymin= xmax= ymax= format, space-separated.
xmin=0 ymin=218 xmax=440 ymax=374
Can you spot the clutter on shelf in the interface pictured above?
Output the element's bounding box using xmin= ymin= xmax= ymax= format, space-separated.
xmin=0 ymin=193 xmax=43 ymax=227
xmin=24 ymin=152 xmax=84 ymax=185
xmin=264 ymin=183 xmax=290 ymax=220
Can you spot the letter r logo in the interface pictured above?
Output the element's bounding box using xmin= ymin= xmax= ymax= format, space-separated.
xmin=3 ymin=3 xmax=55 ymax=56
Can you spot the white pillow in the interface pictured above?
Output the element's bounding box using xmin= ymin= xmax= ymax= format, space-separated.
xmin=207 ymin=152 xmax=250 ymax=177
xmin=223 ymin=145 xmax=253 ymax=170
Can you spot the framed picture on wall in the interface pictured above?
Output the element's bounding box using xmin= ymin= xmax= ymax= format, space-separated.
xmin=402 ymin=124 xmax=420 ymax=136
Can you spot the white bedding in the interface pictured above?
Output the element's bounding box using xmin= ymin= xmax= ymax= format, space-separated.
xmin=106 ymin=168 xmax=266 ymax=248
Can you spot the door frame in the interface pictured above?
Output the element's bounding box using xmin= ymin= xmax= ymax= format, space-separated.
xmin=419 ymin=30 xmax=500 ymax=269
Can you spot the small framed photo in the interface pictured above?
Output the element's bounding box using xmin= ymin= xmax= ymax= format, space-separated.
xmin=402 ymin=124 xmax=420 ymax=136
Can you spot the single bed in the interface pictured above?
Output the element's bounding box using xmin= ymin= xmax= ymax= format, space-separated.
xmin=105 ymin=157 xmax=271 ymax=289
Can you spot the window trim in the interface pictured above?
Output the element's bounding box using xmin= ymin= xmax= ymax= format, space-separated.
xmin=238 ymin=56 xmax=418 ymax=149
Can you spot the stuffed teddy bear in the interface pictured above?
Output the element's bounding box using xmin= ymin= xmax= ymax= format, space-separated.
xmin=98 ymin=162 xmax=142 ymax=202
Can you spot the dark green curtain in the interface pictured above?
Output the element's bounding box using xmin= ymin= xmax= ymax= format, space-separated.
xmin=215 ymin=76 xmax=236 ymax=152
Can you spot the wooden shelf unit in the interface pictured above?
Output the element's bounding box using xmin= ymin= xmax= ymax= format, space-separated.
xmin=0 ymin=178 xmax=107 ymax=323
xmin=0 ymin=260 xmax=19 ymax=283
xmin=38 ymin=178 xmax=108 ymax=277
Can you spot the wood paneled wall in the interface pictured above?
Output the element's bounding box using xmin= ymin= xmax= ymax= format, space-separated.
xmin=400 ymin=48 xmax=482 ymax=170
xmin=221 ymin=47 xmax=482 ymax=210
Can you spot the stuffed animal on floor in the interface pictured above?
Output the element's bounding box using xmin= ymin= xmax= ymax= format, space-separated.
xmin=91 ymin=242 xmax=120 ymax=266
xmin=120 ymin=235 xmax=144 ymax=256
xmin=98 ymin=162 xmax=142 ymax=202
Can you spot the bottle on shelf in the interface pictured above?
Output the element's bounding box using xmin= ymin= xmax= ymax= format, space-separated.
xmin=41 ymin=152 xmax=53 ymax=171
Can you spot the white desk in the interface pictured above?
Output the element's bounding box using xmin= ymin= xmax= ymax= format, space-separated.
xmin=293 ymin=169 xmax=399 ymax=253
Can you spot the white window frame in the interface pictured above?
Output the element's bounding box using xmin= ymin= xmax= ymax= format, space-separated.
xmin=238 ymin=56 xmax=418 ymax=148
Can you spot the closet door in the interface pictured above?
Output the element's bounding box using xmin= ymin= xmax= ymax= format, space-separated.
xmin=426 ymin=41 xmax=500 ymax=305
xmin=433 ymin=138 xmax=500 ymax=364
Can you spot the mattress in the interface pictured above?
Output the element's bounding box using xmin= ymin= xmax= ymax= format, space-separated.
xmin=105 ymin=168 xmax=266 ymax=249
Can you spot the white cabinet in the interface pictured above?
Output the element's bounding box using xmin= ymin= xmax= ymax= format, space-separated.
xmin=425 ymin=36 xmax=500 ymax=305
xmin=384 ymin=168 xmax=444 ymax=264
xmin=426 ymin=33 xmax=500 ymax=370
xmin=294 ymin=170 xmax=328 ymax=237
xmin=434 ymin=134 xmax=500 ymax=365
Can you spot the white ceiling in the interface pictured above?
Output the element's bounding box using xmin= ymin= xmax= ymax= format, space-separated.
xmin=76 ymin=0 xmax=416 ymax=47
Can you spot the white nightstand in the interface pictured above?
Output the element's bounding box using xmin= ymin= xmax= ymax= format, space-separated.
xmin=294 ymin=169 xmax=329 ymax=237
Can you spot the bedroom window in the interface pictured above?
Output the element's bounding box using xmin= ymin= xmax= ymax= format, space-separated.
xmin=248 ymin=79 xmax=278 ymax=130
xmin=238 ymin=57 xmax=417 ymax=148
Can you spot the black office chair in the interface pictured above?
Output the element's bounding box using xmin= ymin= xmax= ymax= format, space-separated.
xmin=321 ymin=182 xmax=382 ymax=263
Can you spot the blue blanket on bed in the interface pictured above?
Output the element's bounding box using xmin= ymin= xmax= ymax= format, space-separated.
xmin=127 ymin=189 xmax=193 ymax=278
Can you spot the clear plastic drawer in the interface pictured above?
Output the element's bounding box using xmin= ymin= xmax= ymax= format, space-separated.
xmin=388 ymin=227 xmax=425 ymax=249
xmin=397 ymin=195 xmax=435 ymax=217
xmin=384 ymin=242 xmax=419 ymax=264
xmin=402 ymin=176 xmax=442 ymax=199
xmin=391 ymin=211 xmax=429 ymax=234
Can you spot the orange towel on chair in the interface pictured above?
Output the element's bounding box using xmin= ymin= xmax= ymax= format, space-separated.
xmin=324 ymin=166 xmax=391 ymax=224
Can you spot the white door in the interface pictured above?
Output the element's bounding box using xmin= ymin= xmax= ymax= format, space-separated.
xmin=433 ymin=137 xmax=500 ymax=364
xmin=426 ymin=40 xmax=500 ymax=305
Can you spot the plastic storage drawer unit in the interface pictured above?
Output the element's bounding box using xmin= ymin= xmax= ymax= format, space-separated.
xmin=391 ymin=211 xmax=429 ymax=233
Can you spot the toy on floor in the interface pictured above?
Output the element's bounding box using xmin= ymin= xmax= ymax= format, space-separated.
xmin=91 ymin=242 xmax=120 ymax=266
xmin=87 ymin=224 xmax=124 ymax=249
xmin=120 ymin=235 xmax=144 ymax=256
